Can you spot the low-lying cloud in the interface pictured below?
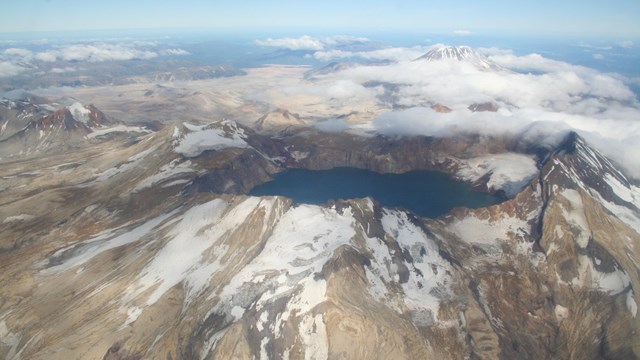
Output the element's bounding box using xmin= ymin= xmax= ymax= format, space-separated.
xmin=0 ymin=61 xmax=28 ymax=78
xmin=37 ymin=44 xmax=158 ymax=62
xmin=256 ymin=35 xmax=370 ymax=51
xmin=313 ymin=46 xmax=430 ymax=62
xmin=0 ymin=42 xmax=191 ymax=77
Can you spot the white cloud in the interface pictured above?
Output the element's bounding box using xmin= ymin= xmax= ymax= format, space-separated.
xmin=618 ymin=40 xmax=634 ymax=49
xmin=478 ymin=47 xmax=513 ymax=56
xmin=0 ymin=42 xmax=190 ymax=79
xmin=371 ymin=105 xmax=640 ymax=177
xmin=313 ymin=49 xmax=354 ymax=61
xmin=314 ymin=46 xmax=430 ymax=62
xmin=593 ymin=53 xmax=605 ymax=60
xmin=164 ymin=48 xmax=190 ymax=56
xmin=0 ymin=61 xmax=28 ymax=77
xmin=34 ymin=51 xmax=58 ymax=62
xmin=256 ymin=35 xmax=325 ymax=50
xmin=0 ymin=43 xmax=164 ymax=66
xmin=55 ymin=44 xmax=158 ymax=62
xmin=255 ymin=35 xmax=369 ymax=51
xmin=575 ymin=41 xmax=613 ymax=50
xmin=314 ymin=118 xmax=351 ymax=132
xmin=326 ymin=80 xmax=373 ymax=99
xmin=453 ymin=30 xmax=473 ymax=35
xmin=3 ymin=48 xmax=33 ymax=58
xmin=50 ymin=66 xmax=76 ymax=74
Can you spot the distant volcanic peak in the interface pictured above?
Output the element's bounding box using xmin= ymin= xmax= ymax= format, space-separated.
xmin=305 ymin=61 xmax=359 ymax=78
xmin=68 ymin=102 xmax=110 ymax=128
xmin=254 ymin=108 xmax=305 ymax=131
xmin=431 ymin=103 xmax=452 ymax=113
xmin=416 ymin=45 xmax=502 ymax=71
xmin=37 ymin=108 xmax=81 ymax=130
xmin=274 ymin=108 xmax=301 ymax=121
xmin=420 ymin=45 xmax=476 ymax=61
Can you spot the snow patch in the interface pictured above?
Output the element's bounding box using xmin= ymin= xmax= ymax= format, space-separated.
xmin=298 ymin=314 xmax=328 ymax=360
xmin=590 ymin=189 xmax=640 ymax=235
xmin=133 ymin=159 xmax=198 ymax=192
xmin=118 ymin=306 xmax=143 ymax=330
xmin=0 ymin=320 xmax=21 ymax=360
xmin=290 ymin=150 xmax=309 ymax=161
xmin=231 ymin=306 xmax=245 ymax=321
xmin=260 ymin=337 xmax=270 ymax=360
xmin=559 ymin=189 xmax=590 ymax=248
xmin=87 ymin=125 xmax=150 ymax=139
xmin=381 ymin=210 xmax=453 ymax=322
xmin=456 ymin=153 xmax=538 ymax=196
xmin=257 ymin=310 xmax=269 ymax=332
xmin=570 ymin=255 xmax=631 ymax=295
xmin=554 ymin=305 xmax=569 ymax=321
xmin=174 ymin=121 xmax=248 ymax=157
xmin=129 ymin=197 xmax=274 ymax=306
xmin=161 ymin=179 xmax=191 ymax=188
xmin=3 ymin=213 xmax=35 ymax=223
xmin=41 ymin=210 xmax=177 ymax=275
xmin=91 ymin=145 xmax=159 ymax=183
xmin=627 ymin=290 xmax=637 ymax=317
xmin=604 ymin=174 xmax=634 ymax=203
xmin=448 ymin=213 xmax=527 ymax=245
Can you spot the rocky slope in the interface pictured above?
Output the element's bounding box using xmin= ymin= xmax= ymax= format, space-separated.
xmin=0 ymin=106 xmax=638 ymax=359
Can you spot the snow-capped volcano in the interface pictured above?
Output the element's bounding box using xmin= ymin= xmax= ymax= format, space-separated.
xmin=416 ymin=45 xmax=503 ymax=71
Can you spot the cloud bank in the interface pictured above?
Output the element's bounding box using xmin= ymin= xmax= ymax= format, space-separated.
xmin=0 ymin=42 xmax=190 ymax=78
xmin=13 ymin=44 xmax=159 ymax=62
xmin=255 ymin=35 xmax=370 ymax=51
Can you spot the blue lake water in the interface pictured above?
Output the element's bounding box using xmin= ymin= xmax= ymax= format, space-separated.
xmin=249 ymin=167 xmax=503 ymax=218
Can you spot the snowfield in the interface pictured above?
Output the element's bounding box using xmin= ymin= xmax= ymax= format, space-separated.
xmin=456 ymin=153 xmax=538 ymax=197
xmin=174 ymin=121 xmax=249 ymax=157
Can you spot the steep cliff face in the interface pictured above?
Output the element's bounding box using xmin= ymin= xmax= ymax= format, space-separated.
xmin=0 ymin=120 xmax=638 ymax=359
xmin=436 ymin=131 xmax=640 ymax=359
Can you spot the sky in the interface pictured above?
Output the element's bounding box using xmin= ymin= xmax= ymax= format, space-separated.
xmin=1 ymin=0 xmax=640 ymax=37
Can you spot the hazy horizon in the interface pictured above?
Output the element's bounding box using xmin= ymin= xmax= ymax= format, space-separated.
xmin=1 ymin=0 xmax=640 ymax=37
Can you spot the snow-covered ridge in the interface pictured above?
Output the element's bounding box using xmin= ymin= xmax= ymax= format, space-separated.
xmin=174 ymin=120 xmax=249 ymax=157
xmin=86 ymin=125 xmax=151 ymax=139
xmin=37 ymin=195 xmax=457 ymax=357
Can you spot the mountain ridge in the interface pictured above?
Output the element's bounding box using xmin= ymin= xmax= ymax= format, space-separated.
xmin=0 ymin=104 xmax=638 ymax=359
